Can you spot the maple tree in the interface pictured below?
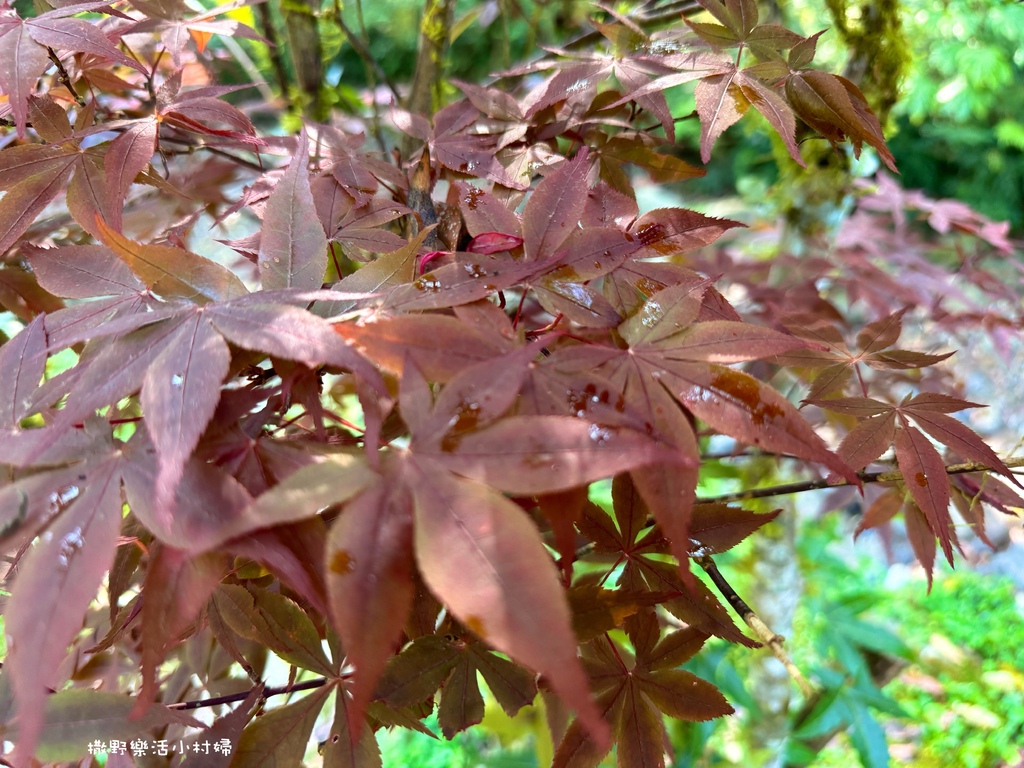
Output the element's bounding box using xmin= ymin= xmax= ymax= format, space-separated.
xmin=0 ymin=0 xmax=1021 ymax=765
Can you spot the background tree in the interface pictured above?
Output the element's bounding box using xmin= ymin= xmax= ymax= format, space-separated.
xmin=0 ymin=1 xmax=1021 ymax=767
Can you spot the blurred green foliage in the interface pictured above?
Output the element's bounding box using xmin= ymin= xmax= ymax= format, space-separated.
xmin=331 ymin=0 xmax=583 ymax=93
xmin=782 ymin=0 xmax=1024 ymax=231
xmin=238 ymin=0 xmax=1024 ymax=230
xmin=888 ymin=0 xmax=1024 ymax=231
xmin=635 ymin=0 xmax=1024 ymax=231
xmin=873 ymin=573 xmax=1024 ymax=768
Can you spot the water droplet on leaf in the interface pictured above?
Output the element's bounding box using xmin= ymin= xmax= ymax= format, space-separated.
xmin=57 ymin=526 xmax=85 ymax=570
xmin=47 ymin=484 xmax=80 ymax=515
xmin=413 ymin=276 xmax=442 ymax=292
xmin=588 ymin=424 xmax=615 ymax=445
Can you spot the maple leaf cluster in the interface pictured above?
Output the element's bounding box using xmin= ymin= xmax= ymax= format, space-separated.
xmin=0 ymin=0 xmax=1021 ymax=765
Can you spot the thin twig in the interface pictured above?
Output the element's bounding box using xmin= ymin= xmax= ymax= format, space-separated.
xmin=553 ymin=1 xmax=704 ymax=54
xmin=698 ymin=457 xmax=1024 ymax=506
xmin=167 ymin=676 xmax=329 ymax=711
xmin=695 ymin=553 xmax=816 ymax=698
xmin=332 ymin=0 xmax=402 ymax=106
xmin=255 ymin=0 xmax=292 ymax=107
xmin=120 ymin=40 xmax=157 ymax=104
xmin=700 ymin=448 xmax=799 ymax=461
xmin=158 ymin=135 xmax=266 ymax=172
xmin=355 ymin=0 xmax=391 ymax=156
xmin=218 ymin=35 xmax=276 ymax=103
xmin=637 ymin=110 xmax=700 ymax=133
xmin=633 ymin=0 xmax=703 ymax=24
xmin=574 ymin=458 xmax=1024 ymax=561
xmin=47 ymin=48 xmax=87 ymax=107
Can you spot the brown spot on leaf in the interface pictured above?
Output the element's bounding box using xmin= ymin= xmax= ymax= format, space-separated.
xmin=710 ymin=369 xmax=783 ymax=426
xmin=547 ymin=265 xmax=581 ymax=281
xmin=635 ymin=277 xmax=665 ymax=297
xmin=635 ymin=223 xmax=666 ymax=247
xmin=330 ymin=549 xmax=354 ymax=574
xmin=566 ymin=384 xmax=626 ymax=417
xmin=440 ymin=401 xmax=481 ymax=451
xmin=915 ymin=472 xmax=928 ymax=487
xmin=464 ymin=615 xmax=486 ymax=638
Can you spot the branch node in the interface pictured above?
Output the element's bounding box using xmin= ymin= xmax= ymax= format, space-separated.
xmin=46 ymin=48 xmax=87 ymax=108
xmin=696 ymin=554 xmax=817 ymax=699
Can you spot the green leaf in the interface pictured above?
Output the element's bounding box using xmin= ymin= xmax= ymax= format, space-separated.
xmin=213 ymin=584 xmax=335 ymax=675
xmin=94 ymin=216 xmax=248 ymax=304
xmin=248 ymin=452 xmax=377 ymax=527
xmin=844 ymin=696 xmax=891 ymax=768
xmin=375 ymin=635 xmax=461 ymax=708
xmin=792 ymin=687 xmax=846 ymax=740
xmin=321 ymin=688 xmax=383 ymax=768
xmin=231 ymin=684 xmax=333 ymax=767
xmin=438 ymin=653 xmax=485 ymax=739
xmin=831 ymin=615 xmax=909 ymax=658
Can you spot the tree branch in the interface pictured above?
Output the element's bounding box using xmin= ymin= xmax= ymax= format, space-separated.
xmin=695 ymin=553 xmax=816 ymax=698
xmin=634 ymin=0 xmax=703 ymax=23
xmin=575 ymin=457 xmax=1023 ymax=563
xmin=698 ymin=457 xmax=1024 ymax=506
xmin=157 ymin=135 xmax=267 ymax=172
xmin=282 ymin=0 xmax=324 ymax=120
xmin=330 ymin=0 xmax=402 ymax=106
xmin=166 ymin=676 xmax=329 ymax=711
xmin=254 ymin=1 xmax=292 ymax=108
xmin=405 ymin=0 xmax=455 ymax=148
xmin=47 ymin=48 xmax=86 ymax=107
